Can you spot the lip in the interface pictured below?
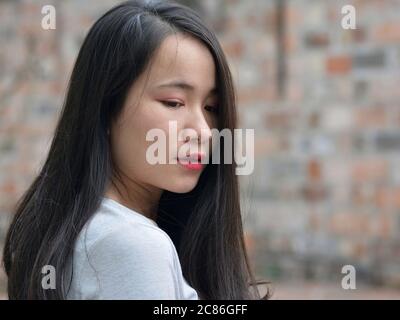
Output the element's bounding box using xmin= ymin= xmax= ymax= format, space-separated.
xmin=177 ymin=153 xmax=205 ymax=171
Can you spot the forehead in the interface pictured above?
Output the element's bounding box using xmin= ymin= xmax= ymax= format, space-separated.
xmin=145 ymin=33 xmax=217 ymax=92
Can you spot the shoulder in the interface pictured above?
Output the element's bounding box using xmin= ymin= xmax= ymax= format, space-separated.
xmin=74 ymin=200 xmax=174 ymax=258
xmin=70 ymin=212 xmax=180 ymax=299
xmin=88 ymin=223 xmax=175 ymax=266
xmin=71 ymin=201 xmax=179 ymax=283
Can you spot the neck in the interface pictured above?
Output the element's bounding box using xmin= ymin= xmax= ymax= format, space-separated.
xmin=104 ymin=176 xmax=162 ymax=221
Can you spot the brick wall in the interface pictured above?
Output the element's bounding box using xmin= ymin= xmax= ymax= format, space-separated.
xmin=209 ymin=0 xmax=400 ymax=289
xmin=1 ymin=0 xmax=400 ymax=296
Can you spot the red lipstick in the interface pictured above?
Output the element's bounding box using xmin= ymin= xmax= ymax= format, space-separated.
xmin=177 ymin=153 xmax=205 ymax=171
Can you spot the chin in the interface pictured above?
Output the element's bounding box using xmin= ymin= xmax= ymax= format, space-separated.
xmin=166 ymin=177 xmax=200 ymax=194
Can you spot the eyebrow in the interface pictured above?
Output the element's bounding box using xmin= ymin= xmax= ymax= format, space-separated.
xmin=155 ymin=80 xmax=217 ymax=95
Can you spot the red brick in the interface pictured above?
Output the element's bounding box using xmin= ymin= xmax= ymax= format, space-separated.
xmin=286 ymin=5 xmax=303 ymax=26
xmin=308 ymin=111 xmax=320 ymax=128
xmin=326 ymin=56 xmax=352 ymax=74
xmin=254 ymin=135 xmax=288 ymax=156
xmin=378 ymin=214 xmax=392 ymax=239
xmin=301 ymin=184 xmax=327 ymax=202
xmin=0 ymin=180 xmax=16 ymax=194
xmin=222 ymin=40 xmax=244 ymax=58
xmin=264 ymin=109 xmax=299 ymax=130
xmin=351 ymin=159 xmax=388 ymax=183
xmin=353 ymin=241 xmax=367 ymax=259
xmin=244 ymin=232 xmax=255 ymax=258
xmin=307 ymin=159 xmax=322 ymax=182
xmin=309 ymin=212 xmax=321 ymax=231
xmin=373 ymin=22 xmax=400 ymax=43
xmin=238 ymin=86 xmax=276 ymax=105
xmin=351 ymin=185 xmax=375 ymax=206
xmin=284 ymin=34 xmax=297 ymax=53
xmin=375 ymin=187 xmax=400 ymax=209
xmin=305 ymin=33 xmax=330 ymax=48
xmin=350 ymin=28 xmax=367 ymax=43
xmin=355 ymin=107 xmax=387 ymax=127
xmin=329 ymin=212 xmax=370 ymax=236
xmin=263 ymin=11 xmax=277 ymax=33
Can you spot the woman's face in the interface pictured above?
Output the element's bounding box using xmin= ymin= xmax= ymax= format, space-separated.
xmin=109 ymin=33 xmax=219 ymax=195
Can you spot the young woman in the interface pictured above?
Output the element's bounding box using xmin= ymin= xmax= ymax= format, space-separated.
xmin=2 ymin=0 xmax=269 ymax=299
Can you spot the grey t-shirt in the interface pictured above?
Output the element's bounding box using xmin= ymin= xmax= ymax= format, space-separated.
xmin=65 ymin=197 xmax=199 ymax=300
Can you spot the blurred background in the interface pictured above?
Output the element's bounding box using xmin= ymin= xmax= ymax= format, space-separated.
xmin=1 ymin=0 xmax=400 ymax=299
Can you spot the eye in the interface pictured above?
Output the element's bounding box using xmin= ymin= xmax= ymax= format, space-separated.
xmin=161 ymin=100 xmax=184 ymax=108
xmin=205 ymin=105 xmax=219 ymax=114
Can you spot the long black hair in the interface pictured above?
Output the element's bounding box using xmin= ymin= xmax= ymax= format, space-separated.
xmin=2 ymin=0 xmax=269 ymax=299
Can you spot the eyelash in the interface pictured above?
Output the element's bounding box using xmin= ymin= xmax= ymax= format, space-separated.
xmin=204 ymin=105 xmax=219 ymax=114
xmin=160 ymin=100 xmax=219 ymax=114
xmin=161 ymin=100 xmax=184 ymax=108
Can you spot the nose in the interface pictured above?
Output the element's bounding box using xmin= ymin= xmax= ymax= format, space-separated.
xmin=183 ymin=107 xmax=213 ymax=147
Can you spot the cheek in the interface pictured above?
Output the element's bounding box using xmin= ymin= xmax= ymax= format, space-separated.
xmin=111 ymin=103 xmax=176 ymax=176
xmin=110 ymin=101 xmax=203 ymax=193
